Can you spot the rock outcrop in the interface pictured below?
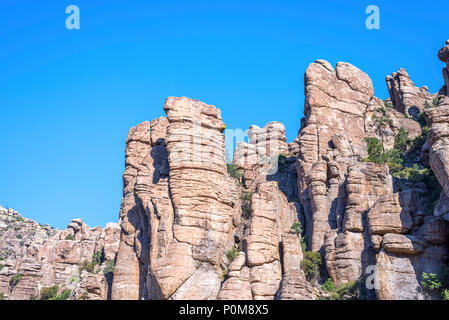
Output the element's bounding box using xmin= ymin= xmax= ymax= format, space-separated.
xmin=386 ymin=68 xmax=435 ymax=118
xmin=0 ymin=206 xmax=120 ymax=300
xmin=3 ymin=41 xmax=449 ymax=301
xmin=438 ymin=40 xmax=449 ymax=93
xmin=112 ymin=97 xmax=241 ymax=300
xmin=294 ymin=42 xmax=449 ymax=300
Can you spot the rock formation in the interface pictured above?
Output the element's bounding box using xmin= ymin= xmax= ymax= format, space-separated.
xmin=3 ymin=41 xmax=449 ymax=301
xmin=0 ymin=206 xmax=120 ymax=300
xmin=386 ymin=68 xmax=435 ymax=118
xmin=438 ymin=40 xmax=449 ymax=94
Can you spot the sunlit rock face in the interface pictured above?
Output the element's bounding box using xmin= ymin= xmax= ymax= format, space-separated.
xmin=386 ymin=68 xmax=435 ymax=119
xmin=5 ymin=42 xmax=449 ymax=301
xmin=294 ymin=42 xmax=449 ymax=300
xmin=0 ymin=206 xmax=120 ymax=300
xmin=111 ymin=97 xmax=313 ymax=300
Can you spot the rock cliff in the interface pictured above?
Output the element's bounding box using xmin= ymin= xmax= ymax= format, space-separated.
xmin=2 ymin=41 xmax=449 ymax=300
xmin=0 ymin=206 xmax=120 ymax=300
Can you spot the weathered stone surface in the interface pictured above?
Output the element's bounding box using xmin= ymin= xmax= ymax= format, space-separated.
xmin=276 ymin=269 xmax=315 ymax=300
xmin=417 ymin=217 xmax=448 ymax=245
xmin=386 ymin=68 xmax=435 ymax=118
xmin=364 ymin=98 xmax=422 ymax=150
xmin=426 ymin=97 xmax=449 ymax=198
xmin=297 ymin=60 xmax=375 ymax=252
xmin=112 ymin=97 xmax=240 ymax=300
xmin=438 ymin=40 xmax=449 ymax=91
xmin=245 ymin=182 xmax=300 ymax=299
xmin=6 ymin=41 xmax=449 ymax=301
xmin=376 ymin=245 xmax=448 ymax=300
xmin=111 ymin=120 xmax=155 ymax=300
xmin=324 ymin=230 xmax=366 ymax=286
xmin=217 ymin=253 xmax=252 ymax=300
xmin=381 ymin=234 xmax=425 ymax=255
xmin=234 ymin=122 xmax=290 ymax=190
xmin=367 ymin=191 xmax=415 ymax=235
xmin=0 ymin=207 xmax=120 ymax=300
xmin=249 ymin=260 xmax=282 ymax=300
xmin=343 ymin=162 xmax=393 ymax=232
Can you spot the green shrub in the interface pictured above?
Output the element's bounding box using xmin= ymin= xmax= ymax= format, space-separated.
xmin=78 ymin=292 xmax=88 ymax=300
xmin=220 ymin=268 xmax=229 ymax=280
xmin=103 ymin=259 xmax=115 ymax=275
xmin=0 ymin=252 xmax=8 ymax=261
xmin=91 ymin=249 xmax=103 ymax=266
xmin=39 ymin=285 xmax=71 ymax=300
xmin=69 ymin=275 xmax=80 ymax=284
xmin=322 ymin=278 xmax=336 ymax=293
xmin=241 ymin=192 xmax=254 ymax=219
xmin=54 ymin=289 xmax=71 ymax=300
xmin=226 ymin=164 xmax=242 ymax=181
xmin=65 ymin=234 xmax=75 ymax=240
xmin=383 ymin=100 xmax=394 ymax=109
xmin=79 ymin=260 xmax=95 ymax=273
xmin=319 ymin=280 xmax=361 ymax=300
xmin=394 ymin=128 xmax=410 ymax=152
xmin=364 ymin=137 xmax=383 ymax=163
xmin=432 ymin=97 xmax=438 ymax=107
xmin=391 ymin=164 xmax=429 ymax=182
xmin=0 ymin=264 xmax=4 ymax=271
xmin=39 ymin=285 xmax=59 ymax=300
xmin=291 ymin=222 xmax=303 ymax=235
xmin=373 ymin=111 xmax=392 ymax=127
xmin=226 ymin=247 xmax=239 ymax=262
xmin=364 ymin=137 xmax=403 ymax=169
xmin=442 ymin=289 xmax=449 ymax=300
xmin=300 ymin=237 xmax=307 ymax=252
xmin=418 ymin=112 xmax=427 ymax=127
xmin=9 ymin=273 xmax=22 ymax=287
xmin=421 ymin=272 xmax=442 ymax=291
xmin=300 ymin=251 xmax=322 ymax=282
xmin=420 ymin=170 xmax=442 ymax=214
xmin=277 ymin=154 xmax=289 ymax=171
xmin=0 ymin=293 xmax=5 ymax=300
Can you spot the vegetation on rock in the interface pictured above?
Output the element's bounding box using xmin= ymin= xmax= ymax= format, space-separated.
xmin=9 ymin=273 xmax=22 ymax=287
xmin=226 ymin=164 xmax=243 ymax=181
xmin=300 ymin=251 xmax=322 ymax=282
xmin=226 ymin=247 xmax=239 ymax=263
xmin=39 ymin=285 xmax=71 ymax=300
xmin=241 ymin=192 xmax=254 ymax=219
xmin=291 ymin=222 xmax=303 ymax=235
xmin=319 ymin=280 xmax=363 ymax=300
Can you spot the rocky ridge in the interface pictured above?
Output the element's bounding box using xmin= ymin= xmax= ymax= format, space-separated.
xmin=0 ymin=206 xmax=120 ymax=300
xmin=2 ymin=41 xmax=449 ymax=300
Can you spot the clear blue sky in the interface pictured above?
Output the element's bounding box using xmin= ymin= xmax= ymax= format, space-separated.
xmin=0 ymin=0 xmax=447 ymax=228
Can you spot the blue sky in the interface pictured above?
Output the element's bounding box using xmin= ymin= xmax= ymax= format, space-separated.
xmin=0 ymin=0 xmax=447 ymax=228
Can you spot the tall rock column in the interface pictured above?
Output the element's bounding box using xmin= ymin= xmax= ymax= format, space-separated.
xmin=297 ymin=60 xmax=374 ymax=252
xmin=427 ymin=41 xmax=449 ymax=200
xmin=111 ymin=117 xmax=170 ymax=300
xmin=150 ymin=97 xmax=239 ymax=300
xmin=438 ymin=40 xmax=449 ymax=93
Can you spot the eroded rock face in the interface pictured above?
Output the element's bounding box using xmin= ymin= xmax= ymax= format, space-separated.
xmin=386 ymin=68 xmax=435 ymax=118
xmin=112 ymin=97 xmax=240 ymax=300
xmin=427 ymin=97 xmax=449 ymax=198
xmin=5 ymin=42 xmax=449 ymax=301
xmin=438 ymin=40 xmax=449 ymax=92
xmin=110 ymin=97 xmax=315 ymax=300
xmin=295 ymin=49 xmax=449 ymax=300
xmin=0 ymin=207 xmax=120 ymax=300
